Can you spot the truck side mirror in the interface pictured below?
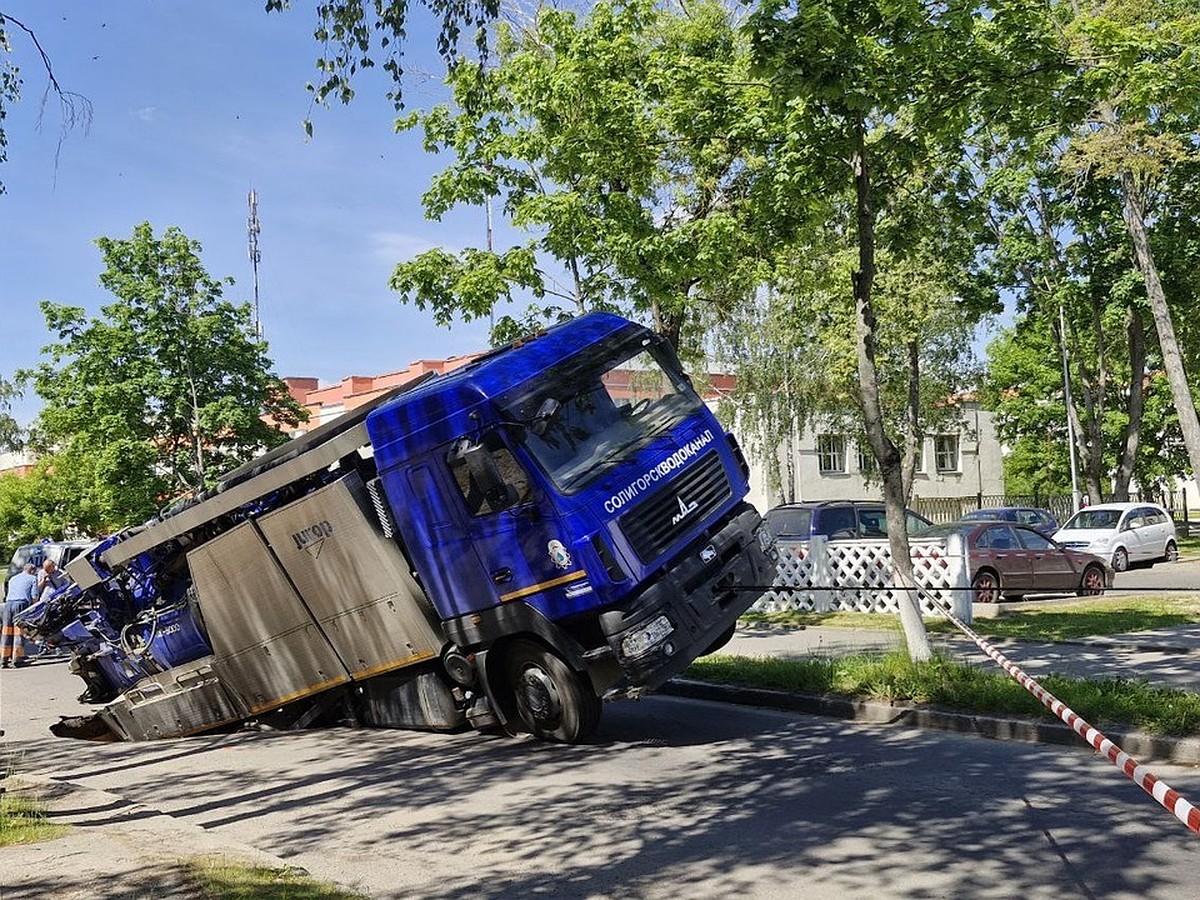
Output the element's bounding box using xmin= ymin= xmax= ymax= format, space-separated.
xmin=530 ymin=398 xmax=562 ymax=437
xmin=456 ymin=440 xmax=517 ymax=513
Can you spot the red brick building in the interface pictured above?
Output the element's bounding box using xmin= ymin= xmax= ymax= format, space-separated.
xmin=280 ymin=355 xmax=481 ymax=436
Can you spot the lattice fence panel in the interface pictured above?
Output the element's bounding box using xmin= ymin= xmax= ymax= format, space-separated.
xmin=755 ymin=535 xmax=971 ymax=620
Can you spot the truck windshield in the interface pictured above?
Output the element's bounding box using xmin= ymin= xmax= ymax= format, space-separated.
xmin=498 ymin=331 xmax=704 ymax=494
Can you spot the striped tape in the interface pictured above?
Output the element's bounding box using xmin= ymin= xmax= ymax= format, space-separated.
xmin=917 ymin=584 xmax=1200 ymax=837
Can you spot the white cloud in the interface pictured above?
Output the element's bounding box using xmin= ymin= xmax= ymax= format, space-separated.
xmin=367 ymin=231 xmax=445 ymax=265
xmin=133 ymin=107 xmax=156 ymax=123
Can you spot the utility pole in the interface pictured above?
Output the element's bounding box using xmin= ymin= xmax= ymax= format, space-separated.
xmin=1059 ymin=305 xmax=1083 ymax=514
xmin=248 ymin=189 xmax=262 ymax=337
xmin=485 ymin=193 xmax=495 ymax=344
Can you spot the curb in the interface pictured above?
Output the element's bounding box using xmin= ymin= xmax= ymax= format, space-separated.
xmin=662 ymin=677 xmax=1200 ymax=765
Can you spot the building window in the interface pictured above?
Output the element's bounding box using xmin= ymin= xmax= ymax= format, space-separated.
xmin=818 ymin=434 xmax=846 ymax=474
xmin=935 ymin=435 xmax=960 ymax=473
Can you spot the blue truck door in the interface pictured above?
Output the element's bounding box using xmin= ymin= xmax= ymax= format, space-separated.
xmin=443 ymin=432 xmax=587 ymax=619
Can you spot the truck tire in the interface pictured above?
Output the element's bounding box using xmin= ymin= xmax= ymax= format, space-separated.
xmin=504 ymin=640 xmax=601 ymax=743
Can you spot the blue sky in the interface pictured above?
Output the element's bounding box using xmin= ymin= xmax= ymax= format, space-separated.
xmin=1 ymin=2 xmax=500 ymax=424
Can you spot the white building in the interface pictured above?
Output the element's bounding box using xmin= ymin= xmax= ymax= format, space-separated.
xmin=743 ymin=400 xmax=1005 ymax=514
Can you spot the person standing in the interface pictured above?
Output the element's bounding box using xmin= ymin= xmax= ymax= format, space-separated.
xmin=2 ymin=563 xmax=38 ymax=667
xmin=38 ymin=559 xmax=69 ymax=602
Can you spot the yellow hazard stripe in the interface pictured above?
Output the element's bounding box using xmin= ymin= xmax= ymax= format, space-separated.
xmin=499 ymin=570 xmax=587 ymax=603
xmin=247 ymin=674 xmax=352 ymax=714
xmin=349 ymin=650 xmax=437 ymax=680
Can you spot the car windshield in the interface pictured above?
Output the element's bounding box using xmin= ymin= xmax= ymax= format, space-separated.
xmin=1062 ymin=509 xmax=1121 ymax=530
xmin=497 ymin=330 xmax=704 ymax=494
xmin=765 ymin=508 xmax=813 ymax=540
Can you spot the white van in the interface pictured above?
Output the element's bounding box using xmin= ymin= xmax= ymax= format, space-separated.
xmin=1053 ymin=503 xmax=1177 ymax=572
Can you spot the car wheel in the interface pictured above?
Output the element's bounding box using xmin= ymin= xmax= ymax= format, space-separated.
xmin=1164 ymin=540 xmax=1179 ymax=563
xmin=504 ymin=640 xmax=601 ymax=743
xmin=1112 ymin=547 xmax=1129 ymax=573
xmin=1076 ymin=565 xmax=1106 ymax=597
xmin=972 ymin=570 xmax=1000 ymax=604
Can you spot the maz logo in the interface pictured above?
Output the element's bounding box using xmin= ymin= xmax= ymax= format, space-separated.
xmin=671 ymin=494 xmax=699 ymax=526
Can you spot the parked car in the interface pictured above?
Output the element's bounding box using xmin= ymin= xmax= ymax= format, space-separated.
xmin=960 ymin=506 xmax=1059 ymax=536
xmin=763 ymin=500 xmax=933 ymax=542
xmin=1052 ymin=502 xmax=1178 ymax=573
xmin=913 ymin=521 xmax=1113 ymax=602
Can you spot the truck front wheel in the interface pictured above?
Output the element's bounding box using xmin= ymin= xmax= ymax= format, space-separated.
xmin=504 ymin=640 xmax=601 ymax=743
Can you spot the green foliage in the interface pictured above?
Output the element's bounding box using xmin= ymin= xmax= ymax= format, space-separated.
xmin=391 ymin=0 xmax=773 ymax=352
xmin=0 ymin=375 xmax=23 ymax=451
xmin=19 ymin=223 xmax=304 ymax=531
xmin=266 ymin=0 xmax=500 ymax=129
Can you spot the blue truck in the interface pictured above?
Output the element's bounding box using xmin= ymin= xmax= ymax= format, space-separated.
xmin=23 ymin=312 xmax=774 ymax=743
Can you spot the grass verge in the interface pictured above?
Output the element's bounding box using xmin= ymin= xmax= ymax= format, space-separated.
xmin=685 ymin=650 xmax=1200 ymax=736
xmin=0 ymin=790 xmax=69 ymax=847
xmin=743 ymin=595 xmax=1200 ymax=641
xmin=185 ymin=857 xmax=365 ymax=900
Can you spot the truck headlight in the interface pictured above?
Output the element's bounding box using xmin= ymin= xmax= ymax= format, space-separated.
xmin=621 ymin=615 xmax=674 ymax=659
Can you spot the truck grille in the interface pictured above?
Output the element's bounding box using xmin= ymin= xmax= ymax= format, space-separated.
xmin=619 ymin=451 xmax=731 ymax=564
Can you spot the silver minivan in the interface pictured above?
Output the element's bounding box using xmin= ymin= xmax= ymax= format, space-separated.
xmin=1053 ymin=503 xmax=1178 ymax=572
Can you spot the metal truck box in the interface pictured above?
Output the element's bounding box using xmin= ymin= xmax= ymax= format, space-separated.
xmin=254 ymin=473 xmax=444 ymax=679
xmin=186 ymin=520 xmax=351 ymax=712
xmin=101 ymin=656 xmax=249 ymax=741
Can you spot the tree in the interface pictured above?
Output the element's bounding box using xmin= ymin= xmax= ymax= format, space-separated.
xmin=266 ymin=0 xmax=500 ymax=132
xmin=1060 ymin=0 xmax=1200 ymax=493
xmin=0 ymin=11 xmax=91 ymax=193
xmin=22 ymin=223 xmax=304 ymax=530
xmin=746 ymin=0 xmax=1058 ymax=658
xmin=388 ymin=0 xmax=773 ymax=355
xmin=0 ymin=13 xmax=17 ymax=186
xmin=0 ymin=375 xmax=22 ymax=452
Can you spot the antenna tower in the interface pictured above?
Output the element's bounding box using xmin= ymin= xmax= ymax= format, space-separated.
xmin=247 ymin=189 xmax=262 ymax=336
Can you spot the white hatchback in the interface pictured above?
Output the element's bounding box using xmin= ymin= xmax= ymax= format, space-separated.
xmin=1053 ymin=502 xmax=1178 ymax=573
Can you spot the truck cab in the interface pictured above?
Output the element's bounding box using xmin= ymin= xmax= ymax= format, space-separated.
xmin=369 ymin=312 xmax=774 ymax=739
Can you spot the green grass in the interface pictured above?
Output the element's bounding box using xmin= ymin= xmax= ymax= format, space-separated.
xmin=0 ymin=791 xmax=69 ymax=847
xmin=1177 ymin=534 xmax=1200 ymax=557
xmin=686 ymin=650 xmax=1200 ymax=736
xmin=185 ymin=857 xmax=365 ymax=900
xmin=744 ymin=595 xmax=1200 ymax=642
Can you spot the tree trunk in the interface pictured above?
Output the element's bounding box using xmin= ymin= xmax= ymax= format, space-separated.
xmin=1055 ymin=309 xmax=1104 ymax=503
xmin=1119 ymin=172 xmax=1200 ymax=491
xmin=851 ymin=119 xmax=932 ymax=662
xmin=1113 ymin=304 xmax=1147 ymax=501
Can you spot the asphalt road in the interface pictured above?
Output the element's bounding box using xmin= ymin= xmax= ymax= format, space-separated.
xmin=1111 ymin=557 xmax=1200 ymax=596
xmin=4 ymin=661 xmax=1200 ymax=898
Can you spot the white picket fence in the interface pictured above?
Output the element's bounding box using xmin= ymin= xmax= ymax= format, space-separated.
xmin=753 ymin=534 xmax=972 ymax=621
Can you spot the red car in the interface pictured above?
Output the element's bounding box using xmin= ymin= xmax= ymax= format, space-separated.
xmin=914 ymin=520 xmax=1114 ymax=602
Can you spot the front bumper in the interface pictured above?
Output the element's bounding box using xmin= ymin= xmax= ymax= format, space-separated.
xmin=598 ymin=502 xmax=774 ymax=692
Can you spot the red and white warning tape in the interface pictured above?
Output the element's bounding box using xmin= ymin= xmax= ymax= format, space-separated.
xmin=940 ymin=602 xmax=1200 ymax=836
